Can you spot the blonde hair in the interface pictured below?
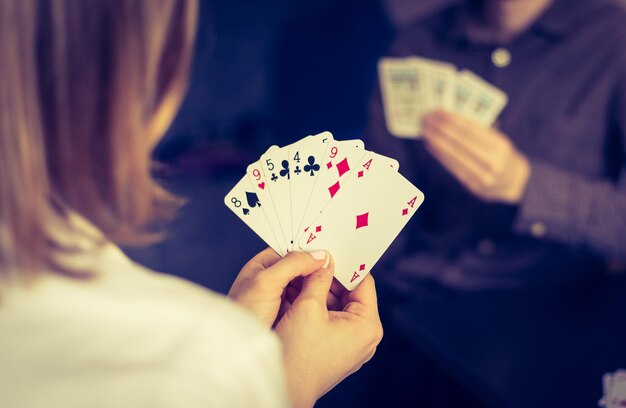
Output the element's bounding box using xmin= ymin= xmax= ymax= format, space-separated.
xmin=0 ymin=0 xmax=198 ymax=279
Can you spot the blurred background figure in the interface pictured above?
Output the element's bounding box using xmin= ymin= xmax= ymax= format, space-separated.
xmin=348 ymin=0 xmax=626 ymax=407
xmin=126 ymin=0 xmax=626 ymax=406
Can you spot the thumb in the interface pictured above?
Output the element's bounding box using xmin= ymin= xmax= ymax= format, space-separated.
xmin=266 ymin=250 xmax=329 ymax=288
xmin=296 ymin=254 xmax=335 ymax=305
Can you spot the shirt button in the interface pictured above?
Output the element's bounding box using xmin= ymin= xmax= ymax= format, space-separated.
xmin=477 ymin=238 xmax=495 ymax=255
xmin=530 ymin=222 xmax=547 ymax=238
xmin=491 ymin=47 xmax=511 ymax=68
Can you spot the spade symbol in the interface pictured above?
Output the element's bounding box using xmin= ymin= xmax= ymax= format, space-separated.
xmin=242 ymin=208 xmax=250 ymax=215
xmin=246 ymin=191 xmax=260 ymax=208
xmin=304 ymin=155 xmax=320 ymax=176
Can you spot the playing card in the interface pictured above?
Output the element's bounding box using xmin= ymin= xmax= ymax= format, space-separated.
xmin=289 ymin=131 xmax=333 ymax=248
xmin=224 ymin=173 xmax=282 ymax=255
xmin=378 ymin=57 xmax=428 ymax=139
xmin=604 ymin=372 xmax=614 ymax=399
xmin=452 ymin=74 xmax=474 ymax=114
xmin=414 ymin=57 xmax=456 ymax=113
xmin=600 ymin=372 xmax=615 ymax=407
xmin=299 ymin=149 xmax=400 ymax=237
xmin=299 ymin=151 xmax=423 ymax=290
xmin=295 ymin=139 xmax=366 ymax=245
xmin=607 ymin=370 xmax=626 ymax=408
xmin=246 ymin=145 xmax=289 ymax=256
xmin=259 ymin=143 xmax=295 ymax=252
xmin=458 ymin=70 xmax=508 ymax=127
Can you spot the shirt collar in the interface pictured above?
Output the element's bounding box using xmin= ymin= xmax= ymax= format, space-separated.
xmin=438 ymin=0 xmax=592 ymax=45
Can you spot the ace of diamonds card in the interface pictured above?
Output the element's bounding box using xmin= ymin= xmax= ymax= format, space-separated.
xmin=299 ymin=152 xmax=424 ymax=290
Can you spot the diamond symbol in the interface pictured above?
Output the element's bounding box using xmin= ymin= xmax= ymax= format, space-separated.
xmin=402 ymin=208 xmax=408 ymax=216
xmin=315 ymin=225 xmax=322 ymax=233
xmin=328 ymin=181 xmax=340 ymax=198
xmin=358 ymin=170 xmax=364 ymax=178
xmin=336 ymin=158 xmax=350 ymax=177
xmin=359 ymin=264 xmax=365 ymax=271
xmin=326 ymin=161 xmax=333 ymax=169
xmin=355 ymin=212 xmax=369 ymax=229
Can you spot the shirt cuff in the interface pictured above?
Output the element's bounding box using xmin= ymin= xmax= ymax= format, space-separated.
xmin=513 ymin=158 xmax=592 ymax=243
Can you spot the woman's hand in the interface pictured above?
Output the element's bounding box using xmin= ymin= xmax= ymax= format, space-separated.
xmin=228 ymin=248 xmax=329 ymax=328
xmin=274 ymin=257 xmax=383 ymax=408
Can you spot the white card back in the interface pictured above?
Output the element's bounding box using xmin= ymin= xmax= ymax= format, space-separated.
xmin=378 ymin=57 xmax=428 ymax=139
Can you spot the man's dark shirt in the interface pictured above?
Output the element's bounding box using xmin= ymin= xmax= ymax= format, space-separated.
xmin=367 ymin=0 xmax=626 ymax=289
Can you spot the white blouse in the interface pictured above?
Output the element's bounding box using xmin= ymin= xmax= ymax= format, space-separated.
xmin=0 ymin=217 xmax=290 ymax=408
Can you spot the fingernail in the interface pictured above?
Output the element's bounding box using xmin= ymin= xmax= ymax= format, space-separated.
xmin=309 ymin=250 xmax=329 ymax=268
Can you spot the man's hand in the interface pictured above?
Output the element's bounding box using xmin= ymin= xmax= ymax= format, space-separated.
xmin=422 ymin=110 xmax=531 ymax=204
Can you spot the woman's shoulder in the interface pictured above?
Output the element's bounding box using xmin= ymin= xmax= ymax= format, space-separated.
xmin=19 ymin=244 xmax=275 ymax=351
xmin=0 ymin=247 xmax=288 ymax=407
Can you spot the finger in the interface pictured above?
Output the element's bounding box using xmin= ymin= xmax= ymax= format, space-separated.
xmin=423 ymin=112 xmax=496 ymax=167
xmin=424 ymin=133 xmax=486 ymax=185
xmin=424 ymin=141 xmax=484 ymax=193
xmin=425 ymin=110 xmax=492 ymax=146
xmin=239 ymin=247 xmax=282 ymax=278
xmin=342 ymin=274 xmax=380 ymax=320
xmin=422 ymin=116 xmax=493 ymax=171
xmin=255 ymin=247 xmax=283 ymax=268
xmin=297 ymin=254 xmax=335 ymax=305
xmin=264 ymin=250 xmax=329 ymax=288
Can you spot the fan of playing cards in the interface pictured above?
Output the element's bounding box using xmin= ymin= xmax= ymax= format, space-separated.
xmin=225 ymin=131 xmax=425 ymax=290
xmin=379 ymin=56 xmax=509 ymax=138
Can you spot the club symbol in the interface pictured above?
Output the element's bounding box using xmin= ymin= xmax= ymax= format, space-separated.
xmin=246 ymin=192 xmax=261 ymax=208
xmin=304 ymin=156 xmax=320 ymax=176
xmin=294 ymin=166 xmax=302 ymax=175
xmin=279 ymin=160 xmax=290 ymax=180
xmin=271 ymin=173 xmax=278 ymax=182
